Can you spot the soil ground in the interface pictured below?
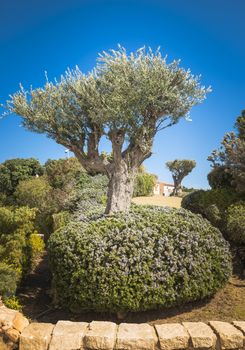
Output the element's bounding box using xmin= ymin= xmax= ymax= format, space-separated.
xmin=132 ymin=195 xmax=182 ymax=208
xmin=17 ymin=253 xmax=245 ymax=324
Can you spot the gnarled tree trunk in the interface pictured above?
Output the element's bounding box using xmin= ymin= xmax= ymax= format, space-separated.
xmin=105 ymin=161 xmax=137 ymax=214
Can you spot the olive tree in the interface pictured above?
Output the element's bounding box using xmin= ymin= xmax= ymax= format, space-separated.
xmin=166 ymin=159 xmax=196 ymax=195
xmin=7 ymin=47 xmax=209 ymax=213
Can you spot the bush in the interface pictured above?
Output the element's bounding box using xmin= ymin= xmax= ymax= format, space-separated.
xmin=28 ymin=233 xmax=45 ymax=269
xmin=52 ymin=211 xmax=71 ymax=231
xmin=4 ymin=296 xmax=22 ymax=311
xmin=66 ymin=174 xmax=108 ymax=220
xmin=181 ymin=188 xmax=243 ymax=230
xmin=45 ymin=157 xmax=83 ymax=189
xmin=49 ymin=205 xmax=231 ymax=313
xmin=133 ymin=173 xmax=156 ymax=197
xmin=181 ymin=190 xmax=206 ymax=214
xmin=226 ymin=202 xmax=245 ymax=244
xmin=208 ymin=166 xmax=233 ymax=190
xmin=0 ymin=158 xmax=43 ymax=199
xmin=0 ymin=206 xmax=40 ymax=282
xmin=14 ymin=177 xmax=56 ymax=236
xmin=0 ymin=263 xmax=17 ymax=297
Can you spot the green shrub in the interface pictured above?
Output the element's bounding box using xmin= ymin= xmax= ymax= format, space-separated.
xmin=181 ymin=190 xmax=205 ymax=214
xmin=181 ymin=188 xmax=243 ymax=230
xmin=226 ymin=202 xmax=245 ymax=244
xmin=0 ymin=263 xmax=17 ymax=297
xmin=45 ymin=157 xmax=83 ymax=189
xmin=66 ymin=174 xmax=108 ymax=220
xmin=28 ymin=233 xmax=45 ymax=269
xmin=4 ymin=296 xmax=23 ymax=311
xmin=208 ymin=166 xmax=233 ymax=190
xmin=0 ymin=158 xmax=43 ymax=200
xmin=49 ymin=205 xmax=231 ymax=313
xmin=133 ymin=173 xmax=156 ymax=197
xmin=0 ymin=206 xmax=39 ymax=282
xmin=52 ymin=211 xmax=71 ymax=231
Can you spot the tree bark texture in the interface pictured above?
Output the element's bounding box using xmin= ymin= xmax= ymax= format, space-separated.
xmin=105 ymin=160 xmax=137 ymax=214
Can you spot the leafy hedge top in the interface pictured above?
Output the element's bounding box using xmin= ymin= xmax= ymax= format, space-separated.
xmin=49 ymin=205 xmax=231 ymax=312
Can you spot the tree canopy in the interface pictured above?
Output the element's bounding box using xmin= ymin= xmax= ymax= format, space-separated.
xmin=7 ymin=47 xmax=210 ymax=213
xmin=0 ymin=158 xmax=43 ymax=199
xmin=166 ymin=159 xmax=196 ymax=195
xmin=208 ymin=110 xmax=245 ymax=194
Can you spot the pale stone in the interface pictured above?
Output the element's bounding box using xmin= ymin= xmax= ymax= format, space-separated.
xmin=20 ymin=323 xmax=54 ymax=350
xmin=155 ymin=323 xmax=190 ymax=350
xmin=12 ymin=313 xmax=29 ymax=333
xmin=0 ymin=307 xmax=17 ymax=327
xmin=182 ymin=322 xmax=216 ymax=349
xmin=0 ymin=336 xmax=17 ymax=350
xmin=49 ymin=320 xmax=88 ymax=350
xmin=233 ymin=321 xmax=245 ymax=335
xmin=115 ymin=323 xmax=158 ymax=350
xmin=5 ymin=328 xmax=20 ymax=343
xmin=83 ymin=321 xmax=117 ymax=350
xmin=209 ymin=321 xmax=243 ymax=349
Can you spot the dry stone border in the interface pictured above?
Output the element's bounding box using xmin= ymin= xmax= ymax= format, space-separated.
xmin=0 ymin=305 xmax=244 ymax=350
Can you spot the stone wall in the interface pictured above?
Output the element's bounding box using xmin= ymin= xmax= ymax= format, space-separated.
xmin=0 ymin=305 xmax=244 ymax=350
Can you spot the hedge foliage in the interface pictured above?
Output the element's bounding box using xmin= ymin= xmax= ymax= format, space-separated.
xmin=226 ymin=202 xmax=245 ymax=244
xmin=0 ymin=206 xmax=44 ymax=297
xmin=49 ymin=205 xmax=231 ymax=313
xmin=181 ymin=188 xmax=245 ymax=246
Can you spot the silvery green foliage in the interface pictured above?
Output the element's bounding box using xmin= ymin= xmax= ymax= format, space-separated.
xmin=65 ymin=174 xmax=108 ymax=221
xmin=48 ymin=205 xmax=231 ymax=312
xmin=7 ymin=47 xmax=210 ymax=173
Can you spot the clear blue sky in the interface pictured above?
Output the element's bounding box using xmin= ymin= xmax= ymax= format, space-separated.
xmin=0 ymin=0 xmax=244 ymax=188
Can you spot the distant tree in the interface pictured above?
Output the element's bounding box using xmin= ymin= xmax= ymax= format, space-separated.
xmin=166 ymin=159 xmax=196 ymax=196
xmin=45 ymin=157 xmax=83 ymax=189
xmin=0 ymin=158 xmax=43 ymax=198
xmin=14 ymin=177 xmax=59 ymax=236
xmin=7 ymin=47 xmax=209 ymax=213
xmin=133 ymin=166 xmax=157 ymax=197
xmin=14 ymin=177 xmax=52 ymax=209
xmin=208 ymin=110 xmax=245 ymax=194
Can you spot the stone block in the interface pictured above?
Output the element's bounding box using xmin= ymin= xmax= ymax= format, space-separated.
xmin=0 ymin=307 xmax=17 ymax=327
xmin=232 ymin=321 xmax=245 ymax=335
xmin=0 ymin=336 xmax=17 ymax=350
xmin=83 ymin=321 xmax=117 ymax=350
xmin=49 ymin=320 xmax=88 ymax=350
xmin=155 ymin=323 xmax=189 ymax=350
xmin=182 ymin=322 xmax=216 ymax=349
xmin=12 ymin=313 xmax=29 ymax=333
xmin=115 ymin=323 xmax=158 ymax=350
xmin=19 ymin=323 xmax=54 ymax=350
xmin=209 ymin=321 xmax=243 ymax=349
xmin=5 ymin=328 xmax=20 ymax=343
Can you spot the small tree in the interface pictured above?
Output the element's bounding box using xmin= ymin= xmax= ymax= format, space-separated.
xmin=166 ymin=159 xmax=196 ymax=196
xmin=208 ymin=110 xmax=245 ymax=194
xmin=133 ymin=166 xmax=157 ymax=197
xmin=7 ymin=47 xmax=209 ymax=213
xmin=0 ymin=158 xmax=43 ymax=198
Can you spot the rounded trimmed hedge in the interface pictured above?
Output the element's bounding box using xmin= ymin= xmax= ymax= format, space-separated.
xmin=48 ymin=205 xmax=232 ymax=312
xmin=226 ymin=202 xmax=245 ymax=244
